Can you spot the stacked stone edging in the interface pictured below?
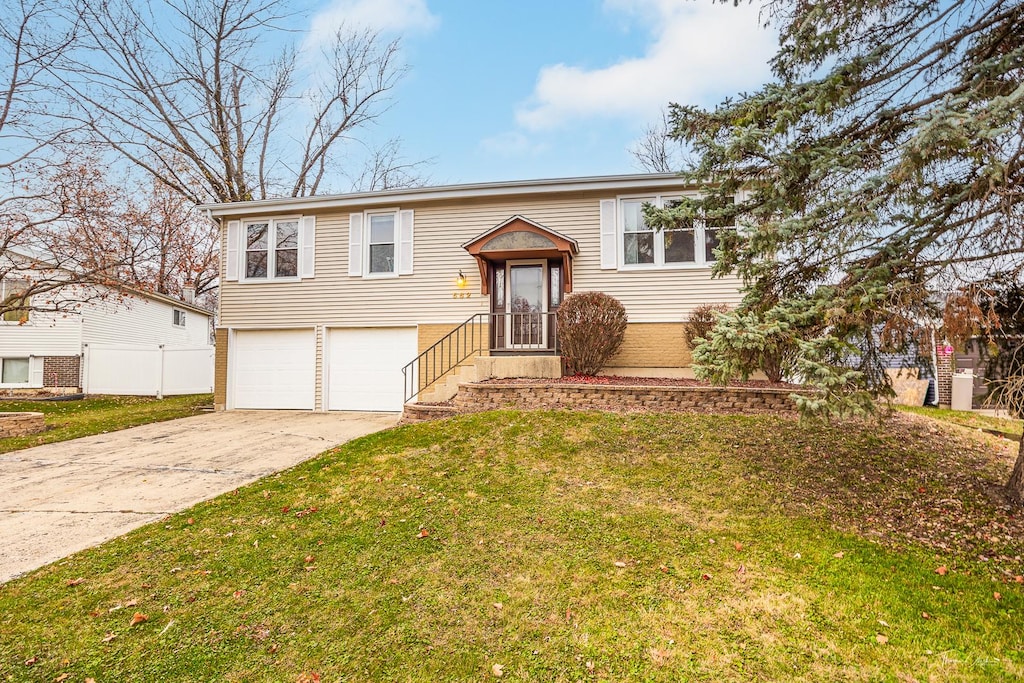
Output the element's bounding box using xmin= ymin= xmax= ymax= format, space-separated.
xmin=400 ymin=403 xmax=460 ymax=424
xmin=452 ymin=382 xmax=809 ymax=415
xmin=0 ymin=412 xmax=46 ymax=437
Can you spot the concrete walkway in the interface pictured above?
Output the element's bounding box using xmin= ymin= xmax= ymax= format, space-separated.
xmin=0 ymin=411 xmax=398 ymax=583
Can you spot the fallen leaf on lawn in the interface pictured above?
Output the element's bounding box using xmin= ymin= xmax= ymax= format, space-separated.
xmin=304 ymin=555 xmax=315 ymax=564
xmin=1015 ymin=576 xmax=1023 ymax=584
xmin=659 ymin=564 xmax=669 ymax=573
xmin=55 ymin=673 xmax=70 ymax=682
xmin=417 ymin=529 xmax=430 ymax=538
xmin=233 ymin=590 xmax=246 ymax=598
xmin=304 ymin=565 xmax=316 ymax=571
xmin=186 ymin=518 xmax=194 ymax=525
xmin=701 ymin=573 xmax=712 ymax=581
xmin=877 ymin=619 xmax=889 ymax=627
xmin=263 ymin=490 xmax=270 ymax=498
xmin=793 ymin=552 xmax=801 ymax=559
xmin=614 ymin=561 xmax=627 ymax=568
xmin=101 ymin=633 xmax=117 ymax=643
xmin=994 ymin=592 xmax=1002 ymax=601
xmin=86 ymin=679 xmax=96 ymax=683
xmin=269 ymin=643 xmax=279 ymax=653
xmin=737 ymin=564 xmax=747 ymax=577
xmin=733 ymin=542 xmax=743 ymax=551
xmin=129 ymin=612 xmax=148 ymax=626
xmin=125 ymin=599 xmax=138 ymax=607
xmin=491 ymin=663 xmax=504 ymax=677
xmin=833 ymin=551 xmax=845 ymax=559
xmin=493 ymin=602 xmax=503 ymax=610
xmin=24 ymin=656 xmax=38 ymax=666
xmin=922 ymin=612 xmax=931 ymax=619
xmin=67 ymin=577 xmax=85 ymax=587
xmin=296 ymin=673 xmax=321 ymax=683
xmin=935 ymin=566 xmax=948 ymax=576
xmin=89 ymin=610 xmax=100 ymax=618
xmin=876 ymin=634 xmax=889 ymax=645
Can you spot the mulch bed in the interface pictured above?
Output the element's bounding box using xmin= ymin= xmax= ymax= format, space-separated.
xmin=479 ymin=374 xmax=804 ymax=389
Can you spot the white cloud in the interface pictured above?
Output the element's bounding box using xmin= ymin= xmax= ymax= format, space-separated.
xmin=305 ymin=0 xmax=439 ymax=49
xmin=515 ymin=0 xmax=776 ymax=130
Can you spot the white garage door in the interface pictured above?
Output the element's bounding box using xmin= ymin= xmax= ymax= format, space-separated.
xmin=327 ymin=328 xmax=417 ymax=412
xmin=232 ymin=329 xmax=315 ymax=409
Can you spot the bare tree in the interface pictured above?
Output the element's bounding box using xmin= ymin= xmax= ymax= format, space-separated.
xmin=0 ymin=1 xmax=128 ymax=320
xmin=629 ymin=108 xmax=685 ymax=174
xmin=57 ymin=0 xmax=414 ymax=203
xmin=349 ymin=137 xmax=432 ymax=192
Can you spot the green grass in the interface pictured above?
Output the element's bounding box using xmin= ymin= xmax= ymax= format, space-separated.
xmin=1 ymin=411 xmax=1022 ymax=681
xmin=898 ymin=404 xmax=1022 ymax=441
xmin=0 ymin=394 xmax=213 ymax=454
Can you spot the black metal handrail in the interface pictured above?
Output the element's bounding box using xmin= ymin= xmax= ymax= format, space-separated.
xmin=401 ymin=311 xmax=560 ymax=403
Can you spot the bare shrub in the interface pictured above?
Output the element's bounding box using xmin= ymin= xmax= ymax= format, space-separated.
xmin=556 ymin=292 xmax=628 ymax=376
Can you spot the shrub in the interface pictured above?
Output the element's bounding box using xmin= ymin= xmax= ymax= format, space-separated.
xmin=684 ymin=304 xmax=732 ymax=350
xmin=556 ymin=292 xmax=628 ymax=376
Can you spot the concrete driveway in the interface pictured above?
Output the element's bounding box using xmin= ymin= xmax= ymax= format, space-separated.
xmin=0 ymin=410 xmax=398 ymax=583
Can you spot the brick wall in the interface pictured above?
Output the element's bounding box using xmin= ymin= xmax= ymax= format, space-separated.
xmin=0 ymin=412 xmax=45 ymax=437
xmin=214 ymin=328 xmax=228 ymax=410
xmin=453 ymin=382 xmax=807 ymax=415
xmin=42 ymin=356 xmax=80 ymax=388
xmin=605 ymin=323 xmax=692 ymax=368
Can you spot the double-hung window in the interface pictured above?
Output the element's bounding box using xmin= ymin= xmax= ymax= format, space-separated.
xmin=244 ymin=218 xmax=299 ymax=280
xmin=1 ymin=358 xmax=30 ymax=384
xmin=367 ymin=212 xmax=397 ymax=275
xmin=618 ymin=195 xmax=735 ymax=269
xmin=172 ymin=309 xmax=186 ymax=327
xmin=1 ymin=279 xmax=31 ymax=323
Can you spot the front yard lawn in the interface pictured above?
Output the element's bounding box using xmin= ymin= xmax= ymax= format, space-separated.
xmin=1 ymin=410 xmax=1022 ymax=681
xmin=0 ymin=394 xmax=213 ymax=455
xmin=898 ymin=404 xmax=1022 ymax=442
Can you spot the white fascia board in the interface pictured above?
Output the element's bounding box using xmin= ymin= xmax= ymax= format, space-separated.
xmin=198 ymin=174 xmax=696 ymax=217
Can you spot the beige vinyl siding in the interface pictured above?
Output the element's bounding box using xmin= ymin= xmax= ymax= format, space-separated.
xmin=218 ymin=189 xmax=743 ymax=329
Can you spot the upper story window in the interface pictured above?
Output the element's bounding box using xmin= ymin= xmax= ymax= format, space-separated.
xmin=348 ymin=209 xmax=414 ymax=278
xmin=224 ymin=215 xmax=314 ymax=284
xmin=172 ymin=308 xmax=186 ymax=327
xmin=245 ymin=218 xmax=298 ymax=280
xmin=617 ymin=195 xmax=735 ymax=269
xmin=1 ymin=279 xmax=31 ymax=323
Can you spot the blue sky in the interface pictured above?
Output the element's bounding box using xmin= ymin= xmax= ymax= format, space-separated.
xmin=303 ymin=0 xmax=779 ymax=185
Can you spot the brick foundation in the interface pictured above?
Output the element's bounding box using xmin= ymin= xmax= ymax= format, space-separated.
xmin=43 ymin=356 xmax=81 ymax=388
xmin=0 ymin=412 xmax=46 ymax=437
xmin=450 ymin=382 xmax=809 ymax=416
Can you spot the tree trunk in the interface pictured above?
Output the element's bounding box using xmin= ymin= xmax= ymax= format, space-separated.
xmin=1007 ymin=432 xmax=1024 ymax=505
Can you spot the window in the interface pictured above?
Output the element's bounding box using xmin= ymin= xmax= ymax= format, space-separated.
xmin=618 ymin=195 xmax=734 ymax=268
xmin=244 ymin=218 xmax=299 ymax=280
xmin=1 ymin=358 xmax=30 ymax=384
xmin=367 ymin=212 xmax=396 ymax=274
xmin=172 ymin=309 xmax=186 ymax=327
xmin=1 ymin=279 xmax=31 ymax=323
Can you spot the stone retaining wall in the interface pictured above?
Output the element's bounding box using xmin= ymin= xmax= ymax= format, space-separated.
xmin=452 ymin=382 xmax=807 ymax=415
xmin=0 ymin=412 xmax=46 ymax=438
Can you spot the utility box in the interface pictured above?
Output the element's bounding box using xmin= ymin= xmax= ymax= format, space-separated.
xmin=951 ymin=372 xmax=975 ymax=412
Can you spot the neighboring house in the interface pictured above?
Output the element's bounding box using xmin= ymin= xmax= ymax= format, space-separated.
xmin=200 ymin=173 xmax=745 ymax=412
xmin=0 ymin=277 xmax=214 ymax=396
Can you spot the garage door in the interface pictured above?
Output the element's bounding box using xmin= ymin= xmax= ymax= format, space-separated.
xmin=327 ymin=328 xmax=417 ymax=412
xmin=232 ymin=329 xmax=315 ymax=409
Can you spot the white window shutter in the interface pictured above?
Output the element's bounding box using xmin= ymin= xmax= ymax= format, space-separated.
xmin=29 ymin=357 xmax=44 ymax=388
xmin=599 ymin=199 xmax=617 ymax=270
xmin=300 ymin=216 xmax=316 ymax=278
xmin=398 ymin=209 xmax=414 ymax=275
xmin=348 ymin=213 xmax=363 ymax=276
xmin=226 ymin=220 xmax=240 ymax=281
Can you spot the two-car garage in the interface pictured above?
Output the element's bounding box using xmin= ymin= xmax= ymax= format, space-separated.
xmin=229 ymin=327 xmax=416 ymax=412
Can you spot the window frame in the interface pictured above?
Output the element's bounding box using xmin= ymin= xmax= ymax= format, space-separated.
xmin=1 ymin=278 xmax=32 ymax=324
xmin=172 ymin=308 xmax=186 ymax=327
xmin=616 ymin=194 xmax=735 ymax=271
xmin=0 ymin=357 xmax=31 ymax=387
xmin=240 ymin=215 xmax=303 ymax=283
xmin=362 ymin=208 xmax=399 ymax=278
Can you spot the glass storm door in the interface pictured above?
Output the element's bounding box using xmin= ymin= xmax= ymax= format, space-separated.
xmin=507 ymin=262 xmax=546 ymax=349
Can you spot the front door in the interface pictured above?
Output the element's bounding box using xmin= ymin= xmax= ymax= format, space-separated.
xmin=506 ymin=261 xmax=546 ymax=349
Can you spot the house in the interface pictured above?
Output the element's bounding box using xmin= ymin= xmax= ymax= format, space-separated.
xmin=199 ymin=173 xmax=745 ymax=412
xmin=0 ymin=274 xmax=214 ymax=396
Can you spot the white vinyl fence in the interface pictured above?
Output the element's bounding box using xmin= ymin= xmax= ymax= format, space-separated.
xmin=83 ymin=344 xmax=214 ymax=396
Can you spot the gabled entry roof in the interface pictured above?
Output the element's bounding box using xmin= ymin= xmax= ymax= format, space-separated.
xmin=462 ymin=215 xmax=578 ymax=295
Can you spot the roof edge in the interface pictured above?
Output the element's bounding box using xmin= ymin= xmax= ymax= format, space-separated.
xmin=198 ymin=173 xmax=694 ymax=217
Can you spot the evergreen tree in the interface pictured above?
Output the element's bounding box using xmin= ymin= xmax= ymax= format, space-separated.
xmin=649 ymin=0 xmax=1024 ymax=501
